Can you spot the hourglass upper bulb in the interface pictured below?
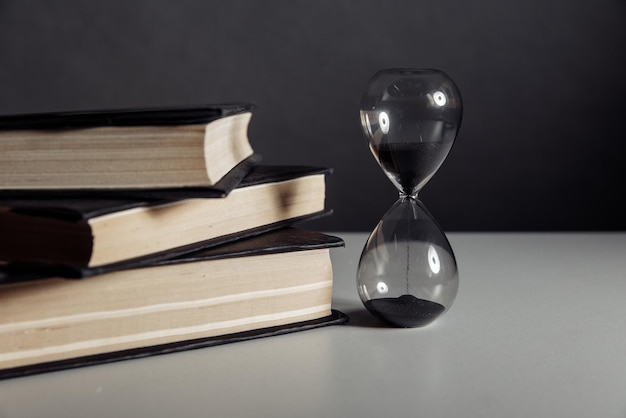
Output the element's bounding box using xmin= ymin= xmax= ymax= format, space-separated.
xmin=359 ymin=68 xmax=463 ymax=197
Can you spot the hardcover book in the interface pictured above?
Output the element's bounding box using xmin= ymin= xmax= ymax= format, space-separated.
xmin=0 ymin=165 xmax=331 ymax=272
xmin=0 ymin=103 xmax=256 ymax=193
xmin=0 ymin=228 xmax=348 ymax=379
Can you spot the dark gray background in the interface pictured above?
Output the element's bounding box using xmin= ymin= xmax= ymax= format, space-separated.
xmin=0 ymin=0 xmax=624 ymax=231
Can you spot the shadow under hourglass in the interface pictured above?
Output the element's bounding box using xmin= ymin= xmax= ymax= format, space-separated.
xmin=331 ymin=297 xmax=395 ymax=328
xmin=356 ymin=68 xmax=463 ymax=328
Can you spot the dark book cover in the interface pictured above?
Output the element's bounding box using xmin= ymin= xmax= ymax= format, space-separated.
xmin=0 ymin=229 xmax=349 ymax=380
xmin=0 ymin=103 xmax=254 ymax=130
xmin=0 ymin=227 xmax=345 ymax=281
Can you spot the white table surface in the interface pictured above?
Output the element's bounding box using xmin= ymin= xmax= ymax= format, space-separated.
xmin=2 ymin=232 xmax=626 ymax=418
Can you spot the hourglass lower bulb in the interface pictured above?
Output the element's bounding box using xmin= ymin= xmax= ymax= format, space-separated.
xmin=357 ymin=68 xmax=463 ymax=327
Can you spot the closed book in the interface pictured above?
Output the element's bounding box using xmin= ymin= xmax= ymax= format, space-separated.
xmin=0 ymin=228 xmax=348 ymax=379
xmin=0 ymin=104 xmax=255 ymax=192
xmin=0 ymin=165 xmax=330 ymax=271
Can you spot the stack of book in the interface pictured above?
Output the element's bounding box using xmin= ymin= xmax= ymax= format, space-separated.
xmin=0 ymin=104 xmax=347 ymax=379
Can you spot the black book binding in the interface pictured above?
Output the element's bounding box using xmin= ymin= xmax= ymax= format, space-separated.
xmin=0 ymin=103 xmax=253 ymax=130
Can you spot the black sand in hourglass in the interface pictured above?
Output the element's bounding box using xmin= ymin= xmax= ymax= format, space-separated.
xmin=373 ymin=141 xmax=453 ymax=195
xmin=365 ymin=295 xmax=445 ymax=328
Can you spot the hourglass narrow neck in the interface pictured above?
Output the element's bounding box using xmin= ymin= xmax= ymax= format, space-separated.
xmin=399 ymin=191 xmax=419 ymax=200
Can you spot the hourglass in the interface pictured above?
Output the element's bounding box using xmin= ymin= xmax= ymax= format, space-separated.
xmin=357 ymin=68 xmax=462 ymax=327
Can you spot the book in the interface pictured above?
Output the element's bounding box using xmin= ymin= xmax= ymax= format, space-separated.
xmin=0 ymin=228 xmax=348 ymax=379
xmin=0 ymin=165 xmax=330 ymax=272
xmin=0 ymin=104 xmax=255 ymax=192
xmin=0 ymin=154 xmax=261 ymax=200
